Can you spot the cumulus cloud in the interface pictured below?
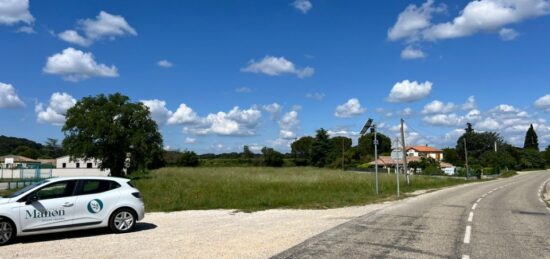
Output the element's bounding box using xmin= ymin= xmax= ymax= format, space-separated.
xmin=278 ymin=108 xmax=300 ymax=139
xmin=263 ymin=102 xmax=282 ymax=116
xmin=387 ymin=80 xmax=432 ymax=103
xmin=334 ymin=98 xmax=366 ymax=118
xmin=306 ymin=92 xmax=325 ymax=101
xmin=0 ymin=82 xmax=25 ymax=108
xmin=292 ymin=0 xmax=313 ymax=14
xmin=141 ymin=99 xmax=173 ymax=125
xmin=422 ymin=100 xmax=456 ymax=114
xmin=43 ymin=48 xmax=119 ymax=82
xmin=58 ymin=11 xmax=137 ymax=46
xmin=462 ymin=96 xmax=477 ymax=110
xmin=534 ymin=94 xmax=550 ymax=112
xmin=186 ymin=106 xmax=262 ymax=136
xmin=422 ymin=113 xmax=466 ymax=127
xmin=167 ymin=103 xmax=199 ymax=125
xmin=157 ymin=60 xmax=173 ymax=68
xmin=389 ymin=0 xmax=550 ymax=56
xmin=241 ymin=56 xmax=314 ymax=78
xmin=401 ymin=45 xmax=426 ymax=59
xmin=35 ymin=92 xmax=76 ymax=125
xmin=185 ymin=137 xmax=196 ymax=144
xmin=0 ymin=0 xmax=34 ymax=25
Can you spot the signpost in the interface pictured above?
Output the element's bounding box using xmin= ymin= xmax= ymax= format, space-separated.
xmin=360 ymin=118 xmax=379 ymax=195
xmin=392 ymin=139 xmax=403 ymax=198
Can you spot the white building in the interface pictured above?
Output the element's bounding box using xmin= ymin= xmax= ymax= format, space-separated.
xmin=56 ymin=156 xmax=101 ymax=169
xmin=406 ymin=146 xmax=444 ymax=161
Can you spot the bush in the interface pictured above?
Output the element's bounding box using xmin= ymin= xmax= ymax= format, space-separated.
xmin=500 ymin=170 xmax=517 ymax=178
xmin=423 ymin=166 xmax=443 ymax=175
xmin=261 ymin=147 xmax=284 ymax=167
xmin=177 ymin=151 xmax=200 ymax=167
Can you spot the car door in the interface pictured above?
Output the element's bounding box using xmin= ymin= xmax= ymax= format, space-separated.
xmin=72 ymin=179 xmax=122 ymax=225
xmin=18 ymin=180 xmax=77 ymax=232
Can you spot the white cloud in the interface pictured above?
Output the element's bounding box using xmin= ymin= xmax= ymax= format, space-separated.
xmin=423 ymin=113 xmax=466 ymax=127
xmin=278 ymin=109 xmax=300 ymax=139
xmin=157 ymin=60 xmax=173 ymax=68
xmin=334 ymin=98 xmax=366 ymax=118
xmin=387 ymin=0 xmax=445 ymax=41
xmin=387 ymin=80 xmax=432 ymax=103
xmin=58 ymin=30 xmax=91 ymax=46
xmin=43 ymin=48 xmax=119 ymax=82
xmin=499 ymin=27 xmax=519 ymax=40
xmin=16 ymin=25 xmax=34 ymax=33
xmin=422 ymin=0 xmax=550 ymax=41
xmin=0 ymin=0 xmax=34 ymax=25
xmin=401 ymin=45 xmax=426 ymax=59
xmin=462 ymin=96 xmax=477 ymax=110
xmin=292 ymin=0 xmax=312 ymax=14
xmin=167 ymin=103 xmax=199 ymax=125
xmin=141 ymin=99 xmax=172 ymax=125
xmin=188 ymin=106 xmax=262 ymax=136
xmin=422 ymin=100 xmax=456 ymax=114
xmin=35 ymin=92 xmax=76 ymax=126
xmin=490 ymin=104 xmax=520 ymax=113
xmin=0 ymin=82 xmax=24 ymax=108
xmin=476 ymin=117 xmax=501 ymax=130
xmin=185 ymin=137 xmax=196 ymax=144
xmin=534 ymin=94 xmax=550 ymax=112
xmin=58 ymin=11 xmax=137 ymax=46
xmin=263 ymin=102 xmax=282 ymax=115
xmin=306 ymin=92 xmax=325 ymax=101
xmin=235 ymin=87 xmax=252 ymax=93
xmin=241 ymin=56 xmax=314 ymax=78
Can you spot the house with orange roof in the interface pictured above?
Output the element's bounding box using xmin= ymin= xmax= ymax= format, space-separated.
xmin=406 ymin=145 xmax=444 ymax=161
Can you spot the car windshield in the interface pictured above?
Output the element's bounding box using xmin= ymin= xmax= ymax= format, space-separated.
xmin=5 ymin=180 xmax=49 ymax=198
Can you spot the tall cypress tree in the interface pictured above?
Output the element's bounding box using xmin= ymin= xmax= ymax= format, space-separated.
xmin=523 ymin=124 xmax=539 ymax=151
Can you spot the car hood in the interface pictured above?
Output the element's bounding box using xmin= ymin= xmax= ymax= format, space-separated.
xmin=0 ymin=197 xmax=11 ymax=204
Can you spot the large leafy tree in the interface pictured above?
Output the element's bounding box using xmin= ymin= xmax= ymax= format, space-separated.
xmin=62 ymin=93 xmax=164 ymax=176
xmin=291 ymin=136 xmax=314 ymax=166
xmin=545 ymin=145 xmax=550 ymax=166
xmin=261 ymin=147 xmax=284 ymax=167
xmin=311 ymin=128 xmax=331 ymax=167
xmin=357 ymin=131 xmax=391 ymax=159
xmin=456 ymin=124 xmax=505 ymax=161
xmin=523 ymin=124 xmax=539 ymax=151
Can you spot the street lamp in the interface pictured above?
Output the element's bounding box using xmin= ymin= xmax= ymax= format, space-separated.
xmin=360 ymin=118 xmax=379 ymax=195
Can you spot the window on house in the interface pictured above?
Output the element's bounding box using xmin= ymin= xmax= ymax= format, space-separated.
xmin=87 ymin=163 xmax=93 ymax=168
xmin=76 ymin=163 xmax=80 ymax=168
xmin=62 ymin=163 xmax=66 ymax=168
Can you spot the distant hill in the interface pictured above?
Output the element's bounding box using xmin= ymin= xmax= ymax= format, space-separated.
xmin=0 ymin=135 xmax=43 ymax=156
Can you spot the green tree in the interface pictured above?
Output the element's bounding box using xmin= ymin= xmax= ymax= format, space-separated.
xmin=311 ymin=128 xmax=331 ymax=167
xmin=13 ymin=146 xmax=40 ymax=159
xmin=518 ymin=148 xmax=545 ymax=169
xmin=442 ymin=148 xmax=461 ymax=166
xmin=178 ymin=151 xmax=200 ymax=167
xmin=479 ymin=150 xmax=516 ymax=172
xmin=44 ymin=138 xmax=63 ymax=158
xmin=241 ymin=145 xmax=254 ymax=160
xmin=523 ymin=124 xmax=539 ymax=151
xmin=327 ymin=136 xmax=353 ymax=168
xmin=456 ymin=124 xmax=504 ymax=162
xmin=291 ymin=136 xmax=314 ymax=166
xmin=261 ymin=147 xmax=284 ymax=167
xmin=62 ymin=93 xmax=164 ymax=176
xmin=357 ymin=131 xmax=391 ymax=159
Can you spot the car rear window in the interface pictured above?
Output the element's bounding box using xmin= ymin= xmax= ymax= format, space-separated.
xmin=79 ymin=180 xmax=121 ymax=195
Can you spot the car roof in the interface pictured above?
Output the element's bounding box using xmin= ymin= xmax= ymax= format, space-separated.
xmin=46 ymin=176 xmax=130 ymax=184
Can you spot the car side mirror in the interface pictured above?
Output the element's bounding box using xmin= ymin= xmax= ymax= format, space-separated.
xmin=26 ymin=194 xmax=38 ymax=205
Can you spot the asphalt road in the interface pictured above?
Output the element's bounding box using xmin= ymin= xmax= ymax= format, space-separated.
xmin=274 ymin=170 xmax=550 ymax=259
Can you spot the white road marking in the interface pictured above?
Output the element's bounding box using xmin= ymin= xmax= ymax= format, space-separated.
xmin=472 ymin=203 xmax=477 ymax=210
xmin=464 ymin=225 xmax=472 ymax=244
xmin=462 ymin=255 xmax=470 ymax=259
xmin=476 ymin=198 xmax=482 ymax=203
xmin=468 ymin=212 xmax=474 ymax=222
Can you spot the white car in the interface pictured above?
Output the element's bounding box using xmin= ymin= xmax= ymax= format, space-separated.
xmin=0 ymin=176 xmax=145 ymax=245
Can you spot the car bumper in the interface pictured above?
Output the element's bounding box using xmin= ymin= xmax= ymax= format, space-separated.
xmin=136 ymin=202 xmax=145 ymax=221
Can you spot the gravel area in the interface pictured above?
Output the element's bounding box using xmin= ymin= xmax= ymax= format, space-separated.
xmin=2 ymin=202 xmax=395 ymax=258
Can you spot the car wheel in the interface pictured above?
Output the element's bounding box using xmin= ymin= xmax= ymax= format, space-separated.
xmin=0 ymin=219 xmax=15 ymax=246
xmin=109 ymin=208 xmax=136 ymax=233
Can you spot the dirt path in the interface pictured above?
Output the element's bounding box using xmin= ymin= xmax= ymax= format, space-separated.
xmin=2 ymin=203 xmax=393 ymax=258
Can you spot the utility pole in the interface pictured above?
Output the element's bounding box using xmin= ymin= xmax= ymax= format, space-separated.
xmin=400 ymin=118 xmax=410 ymax=185
xmin=464 ymin=138 xmax=469 ymax=179
xmin=374 ymin=124 xmax=379 ymax=195
xmin=395 ymin=137 xmax=400 ymax=198
xmin=494 ymin=141 xmax=498 ymax=152
xmin=342 ymin=138 xmax=345 ymax=171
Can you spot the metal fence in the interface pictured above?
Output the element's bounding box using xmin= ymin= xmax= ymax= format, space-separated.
xmin=0 ymin=167 xmax=53 ymax=181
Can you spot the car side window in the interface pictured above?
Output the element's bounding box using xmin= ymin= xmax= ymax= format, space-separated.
xmin=35 ymin=181 xmax=77 ymax=200
xmin=79 ymin=180 xmax=120 ymax=195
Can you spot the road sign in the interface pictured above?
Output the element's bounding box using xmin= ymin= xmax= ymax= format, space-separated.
xmin=391 ymin=149 xmax=403 ymax=162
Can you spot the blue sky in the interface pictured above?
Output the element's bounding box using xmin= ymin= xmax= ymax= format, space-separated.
xmin=1 ymin=0 xmax=550 ymax=153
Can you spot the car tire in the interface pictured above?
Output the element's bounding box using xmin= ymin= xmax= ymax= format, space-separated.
xmin=0 ymin=218 xmax=15 ymax=246
xmin=109 ymin=208 xmax=136 ymax=233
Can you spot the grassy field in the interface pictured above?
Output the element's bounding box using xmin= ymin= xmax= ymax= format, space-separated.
xmin=133 ymin=167 xmax=474 ymax=212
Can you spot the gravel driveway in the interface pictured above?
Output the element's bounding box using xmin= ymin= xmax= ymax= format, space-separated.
xmin=2 ymin=202 xmax=395 ymax=258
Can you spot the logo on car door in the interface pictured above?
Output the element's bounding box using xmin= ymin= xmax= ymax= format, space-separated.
xmin=87 ymin=199 xmax=104 ymax=214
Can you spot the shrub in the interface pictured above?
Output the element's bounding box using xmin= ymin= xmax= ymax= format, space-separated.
xmin=177 ymin=151 xmax=200 ymax=167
